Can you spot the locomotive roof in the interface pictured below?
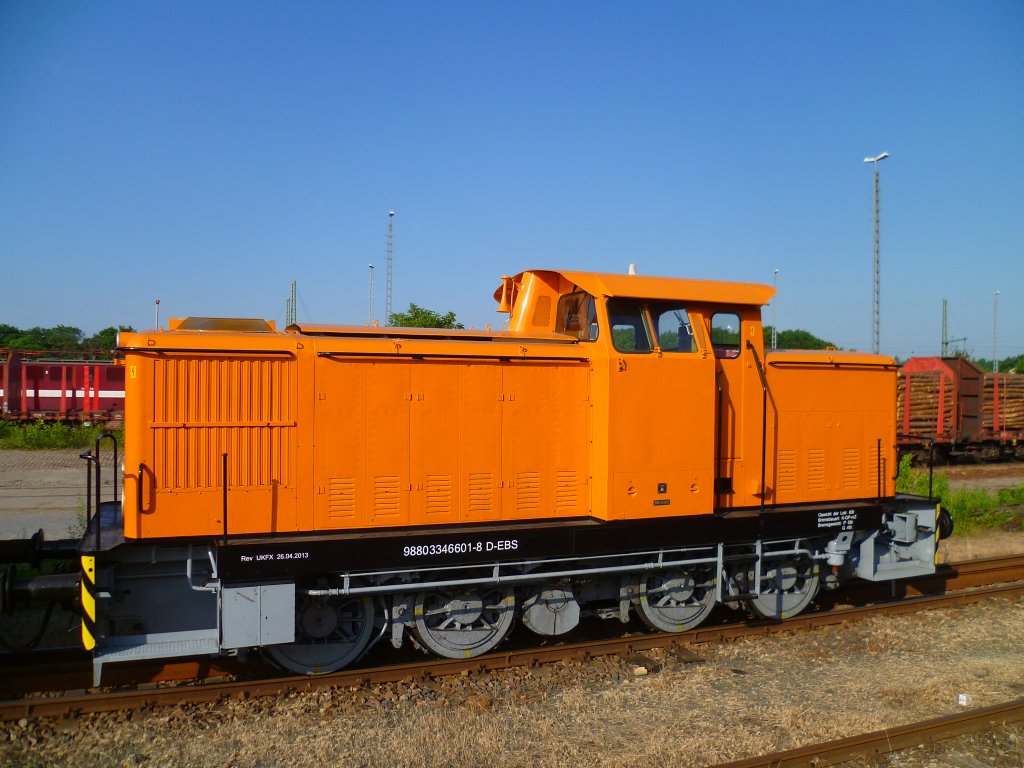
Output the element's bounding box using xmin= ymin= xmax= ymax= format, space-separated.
xmin=520 ymin=270 xmax=775 ymax=306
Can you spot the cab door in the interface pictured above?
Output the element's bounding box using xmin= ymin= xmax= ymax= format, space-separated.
xmin=710 ymin=309 xmax=770 ymax=510
xmin=605 ymin=299 xmax=716 ymax=520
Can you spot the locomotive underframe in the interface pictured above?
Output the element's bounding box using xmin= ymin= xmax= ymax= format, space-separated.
xmin=76 ymin=494 xmax=941 ymax=684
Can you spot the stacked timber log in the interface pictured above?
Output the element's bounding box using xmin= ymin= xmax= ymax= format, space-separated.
xmin=896 ymin=371 xmax=955 ymax=439
xmin=983 ymin=373 xmax=1024 ymax=433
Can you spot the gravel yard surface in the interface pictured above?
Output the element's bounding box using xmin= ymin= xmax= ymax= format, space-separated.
xmin=2 ymin=597 xmax=1023 ymax=768
xmin=938 ymin=463 xmax=1024 ymax=494
xmin=0 ymin=449 xmax=115 ymax=540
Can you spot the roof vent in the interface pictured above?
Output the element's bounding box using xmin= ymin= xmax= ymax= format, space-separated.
xmin=169 ymin=317 xmax=276 ymax=332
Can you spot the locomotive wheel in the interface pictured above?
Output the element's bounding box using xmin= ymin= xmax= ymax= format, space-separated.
xmin=635 ymin=566 xmax=716 ymax=632
xmin=743 ymin=554 xmax=819 ymax=620
xmin=265 ymin=592 xmax=375 ymax=675
xmin=412 ymin=586 xmax=515 ymax=659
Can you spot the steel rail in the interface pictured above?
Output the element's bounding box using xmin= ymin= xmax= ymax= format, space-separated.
xmin=710 ymin=697 xmax=1024 ymax=768
xmin=1 ymin=576 xmax=1021 ymax=723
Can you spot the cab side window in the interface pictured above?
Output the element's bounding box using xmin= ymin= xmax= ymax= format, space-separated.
xmin=607 ymin=298 xmax=651 ymax=352
xmin=555 ymin=292 xmax=599 ymax=342
xmin=651 ymin=303 xmax=696 ymax=353
xmin=711 ymin=313 xmax=742 ymax=358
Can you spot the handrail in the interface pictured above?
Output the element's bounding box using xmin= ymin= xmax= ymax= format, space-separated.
xmin=713 ymin=369 xmax=724 ymax=516
xmin=118 ymin=347 xmax=296 ymax=356
xmin=767 ymin=359 xmax=897 ymax=370
xmin=79 ymin=433 xmax=119 ymax=551
xmin=136 ymin=463 xmax=145 ymax=515
xmin=745 ymin=341 xmax=770 ymax=516
xmin=222 ymin=452 xmax=229 ymax=545
xmin=318 ymin=351 xmax=589 ymax=363
xmin=79 ymin=448 xmax=94 ymax=543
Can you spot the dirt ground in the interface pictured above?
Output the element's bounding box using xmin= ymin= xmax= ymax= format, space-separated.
xmin=0 ymin=449 xmax=116 ymax=541
xmin=934 ymin=462 xmax=1024 ymax=494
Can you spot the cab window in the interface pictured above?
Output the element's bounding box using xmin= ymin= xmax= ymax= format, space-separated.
xmin=711 ymin=313 xmax=741 ymax=358
xmin=650 ymin=303 xmax=696 ymax=353
xmin=555 ymin=292 xmax=599 ymax=342
xmin=607 ymin=298 xmax=651 ymax=352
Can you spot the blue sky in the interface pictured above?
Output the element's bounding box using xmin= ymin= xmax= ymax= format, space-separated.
xmin=2 ymin=2 xmax=1021 ymax=361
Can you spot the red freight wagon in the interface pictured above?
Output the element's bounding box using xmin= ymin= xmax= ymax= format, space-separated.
xmin=897 ymin=356 xmax=1023 ymax=461
xmin=0 ymin=351 xmax=125 ymax=423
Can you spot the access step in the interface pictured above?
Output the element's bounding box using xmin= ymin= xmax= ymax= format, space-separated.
xmin=92 ymin=629 xmax=219 ymax=686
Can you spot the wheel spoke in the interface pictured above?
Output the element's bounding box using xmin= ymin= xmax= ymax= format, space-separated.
xmin=635 ymin=569 xmax=715 ymax=633
xmin=413 ymin=587 xmax=515 ymax=659
xmin=745 ymin=555 xmax=819 ymax=620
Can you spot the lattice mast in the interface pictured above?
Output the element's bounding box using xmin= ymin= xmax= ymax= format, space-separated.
xmin=864 ymin=152 xmax=888 ymax=355
xmin=940 ymin=298 xmax=966 ymax=357
xmin=941 ymin=298 xmax=948 ymax=357
xmin=285 ymin=281 xmax=297 ymax=326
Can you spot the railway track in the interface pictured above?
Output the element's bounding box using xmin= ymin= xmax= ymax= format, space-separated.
xmin=1 ymin=554 xmax=1022 ymax=723
xmin=711 ymin=697 xmax=1024 ymax=768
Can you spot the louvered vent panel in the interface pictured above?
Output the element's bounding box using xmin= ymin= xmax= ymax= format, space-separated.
xmin=468 ymin=474 xmax=493 ymax=515
xmin=152 ymin=357 xmax=294 ymax=491
xmin=374 ymin=476 xmax=401 ymax=515
xmin=842 ymin=448 xmax=860 ymax=489
xmin=555 ymin=471 xmax=577 ymax=511
xmin=425 ymin=475 xmax=452 ymax=516
xmin=778 ymin=450 xmax=797 ymax=493
xmin=868 ymin=449 xmax=880 ymax=491
xmin=328 ymin=477 xmax=356 ymax=520
xmin=807 ymin=449 xmax=826 ymax=491
xmin=516 ymin=472 xmax=541 ymax=512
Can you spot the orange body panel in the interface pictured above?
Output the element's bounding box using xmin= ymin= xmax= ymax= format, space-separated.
xmin=119 ymin=270 xmax=899 ymax=540
xmin=765 ymin=351 xmax=897 ymax=504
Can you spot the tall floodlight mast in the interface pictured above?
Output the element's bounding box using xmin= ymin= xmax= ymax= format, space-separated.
xmin=368 ymin=264 xmax=375 ymax=325
xmin=864 ymin=152 xmax=889 ymax=354
xmin=386 ymin=211 xmax=395 ymax=325
xmin=771 ymin=269 xmax=778 ymax=350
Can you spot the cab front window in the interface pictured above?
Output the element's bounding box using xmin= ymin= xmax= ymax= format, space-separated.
xmin=607 ymin=298 xmax=651 ymax=352
xmin=556 ymin=292 xmax=599 ymax=342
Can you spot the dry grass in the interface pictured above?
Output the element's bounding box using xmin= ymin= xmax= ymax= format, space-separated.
xmin=940 ymin=530 xmax=1024 ymax=562
xmin=3 ymin=597 xmax=1023 ymax=768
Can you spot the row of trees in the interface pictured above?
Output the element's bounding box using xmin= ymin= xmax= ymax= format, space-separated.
xmin=761 ymin=327 xmax=833 ymax=350
xmin=971 ymin=355 xmax=1024 ymax=374
xmin=0 ymin=324 xmax=134 ymax=353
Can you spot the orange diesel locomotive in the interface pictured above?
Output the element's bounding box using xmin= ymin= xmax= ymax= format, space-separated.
xmin=3 ymin=269 xmax=949 ymax=682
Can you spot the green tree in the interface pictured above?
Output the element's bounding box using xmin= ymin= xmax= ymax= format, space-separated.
xmin=7 ymin=325 xmax=83 ymax=350
xmin=389 ymin=303 xmax=464 ymax=329
xmin=763 ymin=327 xmax=834 ymax=350
xmin=0 ymin=324 xmax=19 ymax=348
xmin=83 ymin=325 xmax=135 ymax=351
xmin=971 ymin=354 xmax=1024 ymax=374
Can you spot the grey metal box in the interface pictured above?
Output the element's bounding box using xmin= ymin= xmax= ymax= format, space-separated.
xmin=222 ymin=583 xmax=295 ymax=649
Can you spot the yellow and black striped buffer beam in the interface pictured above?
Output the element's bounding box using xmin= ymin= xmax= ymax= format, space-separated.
xmin=80 ymin=555 xmax=96 ymax=651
